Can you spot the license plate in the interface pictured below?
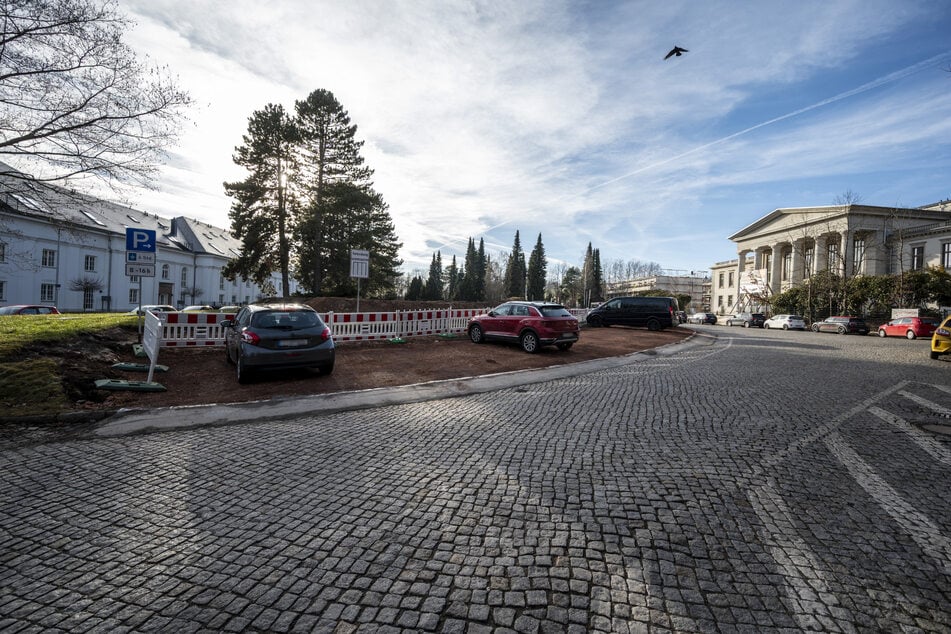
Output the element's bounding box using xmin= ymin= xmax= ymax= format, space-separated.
xmin=278 ymin=339 xmax=308 ymax=348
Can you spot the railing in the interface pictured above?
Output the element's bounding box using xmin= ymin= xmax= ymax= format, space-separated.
xmin=155 ymin=306 xmax=592 ymax=347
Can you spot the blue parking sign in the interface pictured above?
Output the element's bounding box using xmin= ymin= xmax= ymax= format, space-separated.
xmin=126 ymin=228 xmax=156 ymax=252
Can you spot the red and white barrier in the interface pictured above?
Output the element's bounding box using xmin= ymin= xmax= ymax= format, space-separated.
xmin=154 ymin=308 xmax=491 ymax=347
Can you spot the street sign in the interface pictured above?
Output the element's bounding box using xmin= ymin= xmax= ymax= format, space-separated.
xmin=350 ymin=249 xmax=370 ymax=279
xmin=126 ymin=252 xmax=155 ymax=264
xmin=126 ymin=228 xmax=157 ymax=252
xmin=126 ymin=263 xmax=156 ymax=277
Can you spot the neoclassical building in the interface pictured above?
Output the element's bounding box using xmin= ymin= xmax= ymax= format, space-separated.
xmin=0 ymin=164 xmax=296 ymax=312
xmin=711 ymin=201 xmax=951 ymax=315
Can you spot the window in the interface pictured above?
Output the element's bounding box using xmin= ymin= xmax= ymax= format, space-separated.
xmin=852 ymin=237 xmax=865 ymax=274
xmin=827 ymin=242 xmax=839 ymax=270
xmin=763 ymin=253 xmax=771 ymax=284
xmin=728 ymin=271 xmax=734 ymax=287
xmin=84 ymin=255 xmax=96 ymax=272
xmin=782 ymin=252 xmax=792 ymax=281
xmin=911 ymin=245 xmax=925 ymax=271
xmin=0 ymin=280 xmax=5 ymax=301
xmin=162 ymin=264 xmax=170 ymax=280
xmin=42 ymin=249 xmax=56 ymax=267
xmin=718 ymin=272 xmax=724 ymax=288
xmin=219 ymin=274 xmax=225 ymax=290
xmin=40 ymin=283 xmax=55 ymax=302
xmin=129 ymin=275 xmax=139 ymax=283
xmin=83 ymin=289 xmax=94 ymax=311
xmin=727 ymin=295 xmax=733 ymax=307
xmin=181 ymin=267 xmax=188 ymax=286
xmin=0 ymin=242 xmax=5 ymax=263
xmin=129 ymin=288 xmax=139 ymax=304
xmin=804 ymin=246 xmax=814 ymax=276
xmin=943 ymin=243 xmax=951 ymax=270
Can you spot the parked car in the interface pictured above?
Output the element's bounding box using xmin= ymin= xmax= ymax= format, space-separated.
xmin=126 ymin=304 xmax=177 ymax=316
xmin=584 ymin=296 xmax=679 ymax=331
xmin=931 ymin=316 xmax=951 ymax=360
xmin=218 ymin=305 xmax=241 ymax=314
xmin=182 ymin=305 xmax=216 ymax=312
xmin=725 ymin=312 xmax=765 ymax=328
xmin=0 ymin=304 xmax=60 ymax=315
xmin=877 ymin=316 xmax=939 ymax=340
xmin=221 ymin=303 xmax=335 ymax=383
xmin=687 ymin=312 xmax=718 ymax=325
xmin=468 ymin=301 xmax=579 ymax=353
xmin=763 ymin=314 xmax=806 ymax=330
xmin=811 ymin=316 xmax=869 ymax=335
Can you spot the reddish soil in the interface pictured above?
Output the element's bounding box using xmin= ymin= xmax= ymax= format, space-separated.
xmin=95 ymin=326 xmax=690 ymax=411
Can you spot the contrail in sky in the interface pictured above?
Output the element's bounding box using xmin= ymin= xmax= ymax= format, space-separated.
xmin=432 ymin=51 xmax=951 ymax=256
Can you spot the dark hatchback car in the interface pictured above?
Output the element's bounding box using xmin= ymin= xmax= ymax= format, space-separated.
xmin=811 ymin=316 xmax=870 ymax=335
xmin=221 ymin=303 xmax=335 ymax=383
xmin=725 ymin=312 xmax=765 ymax=328
xmin=468 ymin=301 xmax=579 ymax=353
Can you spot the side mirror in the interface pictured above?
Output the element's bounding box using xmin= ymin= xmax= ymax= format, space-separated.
xmin=220 ymin=319 xmax=233 ymax=328
xmin=487 ymin=311 xmax=497 ymax=317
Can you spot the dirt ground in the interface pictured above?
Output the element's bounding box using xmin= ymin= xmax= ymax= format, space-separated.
xmin=92 ymin=326 xmax=691 ymax=412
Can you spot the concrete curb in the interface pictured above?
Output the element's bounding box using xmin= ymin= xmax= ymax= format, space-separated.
xmin=94 ymin=332 xmax=712 ymax=437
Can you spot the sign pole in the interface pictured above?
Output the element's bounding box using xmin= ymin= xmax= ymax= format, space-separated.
xmin=356 ymin=278 xmax=361 ymax=313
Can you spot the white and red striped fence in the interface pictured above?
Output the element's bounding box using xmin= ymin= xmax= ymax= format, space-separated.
xmin=155 ymin=308 xmax=488 ymax=347
xmin=154 ymin=306 xmax=590 ymax=347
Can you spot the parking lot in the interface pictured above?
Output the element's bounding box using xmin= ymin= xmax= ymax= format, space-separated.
xmin=1 ymin=326 xmax=949 ymax=632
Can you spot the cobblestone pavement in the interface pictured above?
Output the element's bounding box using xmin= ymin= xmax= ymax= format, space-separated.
xmin=1 ymin=328 xmax=950 ymax=633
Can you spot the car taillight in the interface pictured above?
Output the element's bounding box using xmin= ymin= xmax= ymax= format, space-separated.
xmin=320 ymin=327 xmax=332 ymax=342
xmin=241 ymin=330 xmax=261 ymax=346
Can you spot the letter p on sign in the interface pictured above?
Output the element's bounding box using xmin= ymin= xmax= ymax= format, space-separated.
xmin=126 ymin=228 xmax=157 ymax=252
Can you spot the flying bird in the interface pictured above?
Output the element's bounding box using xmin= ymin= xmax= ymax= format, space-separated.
xmin=664 ymin=46 xmax=688 ymax=60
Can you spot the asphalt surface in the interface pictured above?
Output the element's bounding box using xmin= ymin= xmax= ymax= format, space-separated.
xmin=1 ymin=327 xmax=949 ymax=633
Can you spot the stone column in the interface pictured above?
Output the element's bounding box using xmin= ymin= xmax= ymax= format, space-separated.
xmin=840 ymin=230 xmax=851 ymax=277
xmin=771 ymin=243 xmax=785 ymax=295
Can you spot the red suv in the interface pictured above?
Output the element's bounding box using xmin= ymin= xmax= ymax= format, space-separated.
xmin=877 ymin=316 xmax=938 ymax=340
xmin=468 ymin=301 xmax=580 ymax=353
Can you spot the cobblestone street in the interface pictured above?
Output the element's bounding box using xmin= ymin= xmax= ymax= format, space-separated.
xmin=1 ymin=328 xmax=950 ymax=632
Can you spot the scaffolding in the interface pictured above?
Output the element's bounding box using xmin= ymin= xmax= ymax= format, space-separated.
xmin=729 ymin=269 xmax=771 ymax=314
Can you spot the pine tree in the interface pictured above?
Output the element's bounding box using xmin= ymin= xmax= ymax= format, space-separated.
xmin=444 ymin=255 xmax=459 ymax=301
xmin=476 ymin=239 xmax=487 ymax=301
xmin=459 ymin=238 xmax=478 ymax=300
xmin=424 ymin=252 xmax=443 ymax=300
xmin=223 ymin=103 xmax=297 ymax=296
xmin=504 ymin=231 xmax=526 ymax=299
xmin=406 ymin=275 xmax=423 ymax=300
xmin=526 ymin=233 xmax=547 ymax=300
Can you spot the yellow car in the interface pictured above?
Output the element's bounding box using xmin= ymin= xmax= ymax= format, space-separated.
xmin=931 ymin=316 xmax=951 ymax=360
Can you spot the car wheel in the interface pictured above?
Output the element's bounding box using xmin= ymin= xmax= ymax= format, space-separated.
xmin=520 ymin=331 xmax=540 ymax=353
xmin=468 ymin=324 xmax=485 ymax=343
xmin=811 ymin=324 xmax=820 ymax=332
xmin=906 ymin=330 xmax=916 ymax=340
xmin=556 ymin=342 xmax=573 ymax=351
xmin=836 ymin=326 xmax=846 ymax=335
xmin=931 ymin=351 xmax=940 ymax=360
xmin=646 ymin=318 xmax=661 ymax=331
xmin=743 ymin=321 xmax=750 ymax=328
xmin=764 ymin=323 xmax=770 ymax=329
xmin=236 ymin=355 xmax=253 ymax=384
xmin=782 ymin=325 xmax=789 ymax=330
xmin=587 ymin=315 xmax=603 ymax=327
xmin=878 ymin=329 xmax=886 ymax=338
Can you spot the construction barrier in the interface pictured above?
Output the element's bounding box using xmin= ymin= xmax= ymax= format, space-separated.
xmin=155 ymin=308 xmax=494 ymax=347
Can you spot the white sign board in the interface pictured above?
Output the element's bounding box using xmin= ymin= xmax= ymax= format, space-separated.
xmin=350 ymin=249 xmax=370 ymax=279
xmin=143 ymin=311 xmax=163 ymax=383
xmin=126 ymin=263 xmax=156 ymax=277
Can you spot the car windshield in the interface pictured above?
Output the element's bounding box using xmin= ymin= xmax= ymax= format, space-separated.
xmin=539 ymin=306 xmax=571 ymax=317
xmin=252 ymin=310 xmax=320 ymax=329
xmin=790 ymin=315 xmax=803 ymax=320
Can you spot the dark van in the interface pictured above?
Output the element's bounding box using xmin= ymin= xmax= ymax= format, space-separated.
xmin=584 ymin=296 xmax=679 ymax=331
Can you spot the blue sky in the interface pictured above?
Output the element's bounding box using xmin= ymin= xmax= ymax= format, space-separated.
xmin=116 ymin=0 xmax=951 ymax=278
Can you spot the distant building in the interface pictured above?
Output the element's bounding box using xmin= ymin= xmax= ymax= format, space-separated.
xmin=711 ymin=201 xmax=951 ymax=315
xmin=606 ymin=272 xmax=711 ymax=311
xmin=0 ymin=164 xmax=295 ymax=312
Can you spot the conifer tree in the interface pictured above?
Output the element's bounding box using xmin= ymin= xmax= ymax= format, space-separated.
xmin=526 ymin=233 xmax=547 ymax=300
xmin=424 ymin=252 xmax=443 ymax=300
xmin=504 ymin=230 xmax=526 ymax=299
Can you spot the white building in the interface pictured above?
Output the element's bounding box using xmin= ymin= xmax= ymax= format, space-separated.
xmin=711 ymin=201 xmax=951 ymax=315
xmin=606 ymin=273 xmax=711 ymax=312
xmin=0 ymin=165 xmax=295 ymax=312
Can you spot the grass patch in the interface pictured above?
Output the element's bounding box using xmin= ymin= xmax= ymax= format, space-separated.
xmin=0 ymin=313 xmax=139 ymax=417
xmin=0 ymin=313 xmax=137 ymax=358
xmin=0 ymin=358 xmax=69 ymax=417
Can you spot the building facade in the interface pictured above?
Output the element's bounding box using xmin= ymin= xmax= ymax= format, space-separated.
xmin=711 ymin=202 xmax=951 ymax=315
xmin=0 ymin=167 xmax=296 ymax=312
